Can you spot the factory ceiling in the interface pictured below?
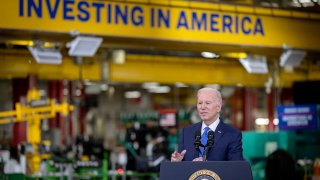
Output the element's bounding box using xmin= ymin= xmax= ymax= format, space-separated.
xmin=0 ymin=0 xmax=320 ymax=87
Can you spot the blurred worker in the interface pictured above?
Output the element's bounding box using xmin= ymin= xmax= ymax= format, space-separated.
xmin=171 ymin=88 xmax=243 ymax=161
xmin=265 ymin=149 xmax=298 ymax=180
xmin=144 ymin=119 xmax=168 ymax=156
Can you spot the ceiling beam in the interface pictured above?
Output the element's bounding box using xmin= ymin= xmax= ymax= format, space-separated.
xmin=0 ymin=50 xmax=319 ymax=87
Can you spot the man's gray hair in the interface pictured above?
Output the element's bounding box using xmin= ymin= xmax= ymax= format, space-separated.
xmin=197 ymin=87 xmax=222 ymax=105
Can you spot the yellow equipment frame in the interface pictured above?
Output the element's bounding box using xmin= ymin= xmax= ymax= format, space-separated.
xmin=0 ymin=88 xmax=74 ymax=174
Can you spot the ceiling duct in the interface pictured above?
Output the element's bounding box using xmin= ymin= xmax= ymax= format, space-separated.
xmin=280 ymin=49 xmax=306 ymax=67
xmin=68 ymin=36 xmax=103 ymax=57
xmin=28 ymin=46 xmax=62 ymax=64
xmin=239 ymin=54 xmax=268 ymax=74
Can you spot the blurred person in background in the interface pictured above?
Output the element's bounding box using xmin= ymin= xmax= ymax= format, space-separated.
xmin=265 ymin=149 xmax=301 ymax=180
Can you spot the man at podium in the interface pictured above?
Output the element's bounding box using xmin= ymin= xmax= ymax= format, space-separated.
xmin=171 ymin=88 xmax=243 ymax=162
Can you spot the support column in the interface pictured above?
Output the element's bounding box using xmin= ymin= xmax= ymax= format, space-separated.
xmin=241 ymin=87 xmax=247 ymax=131
xmin=57 ymin=81 xmax=66 ymax=146
xmin=12 ymin=78 xmax=28 ymax=148
xmin=12 ymin=75 xmax=37 ymax=148
xmin=231 ymin=88 xmax=239 ymax=128
xmin=268 ymin=89 xmax=275 ymax=131
xmin=251 ymin=89 xmax=258 ymax=130
xmin=48 ymin=81 xmax=57 ymax=128
xmin=68 ymin=81 xmax=73 ymax=143
xmin=75 ymin=81 xmax=86 ymax=136
xmin=79 ymin=102 xmax=86 ymax=135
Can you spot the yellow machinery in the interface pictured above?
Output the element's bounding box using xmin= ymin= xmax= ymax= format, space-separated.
xmin=0 ymin=88 xmax=74 ymax=175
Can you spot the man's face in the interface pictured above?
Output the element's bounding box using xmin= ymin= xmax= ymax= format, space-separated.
xmin=197 ymin=90 xmax=221 ymax=123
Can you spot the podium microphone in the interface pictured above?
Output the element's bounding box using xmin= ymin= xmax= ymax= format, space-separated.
xmin=194 ymin=130 xmax=202 ymax=151
xmin=207 ymin=131 xmax=214 ymax=150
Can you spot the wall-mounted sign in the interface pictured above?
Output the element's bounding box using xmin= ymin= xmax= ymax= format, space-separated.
xmin=277 ymin=105 xmax=319 ymax=130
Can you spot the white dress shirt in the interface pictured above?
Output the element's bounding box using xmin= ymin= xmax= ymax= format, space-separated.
xmin=201 ymin=116 xmax=220 ymax=135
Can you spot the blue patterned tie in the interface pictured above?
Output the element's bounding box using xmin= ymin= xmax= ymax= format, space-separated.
xmin=199 ymin=127 xmax=210 ymax=157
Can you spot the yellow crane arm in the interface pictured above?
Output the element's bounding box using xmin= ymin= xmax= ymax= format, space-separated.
xmin=0 ymin=100 xmax=74 ymax=125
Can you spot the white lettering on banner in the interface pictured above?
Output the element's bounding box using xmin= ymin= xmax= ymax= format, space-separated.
xmin=283 ymin=114 xmax=313 ymax=126
xmin=283 ymin=115 xmax=313 ymax=121
xmin=284 ymin=107 xmax=310 ymax=114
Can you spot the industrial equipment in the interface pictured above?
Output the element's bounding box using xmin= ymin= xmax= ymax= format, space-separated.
xmin=0 ymin=88 xmax=74 ymax=175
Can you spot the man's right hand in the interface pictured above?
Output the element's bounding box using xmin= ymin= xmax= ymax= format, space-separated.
xmin=171 ymin=150 xmax=187 ymax=162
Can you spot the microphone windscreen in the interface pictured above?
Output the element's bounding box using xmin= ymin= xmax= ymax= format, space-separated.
xmin=194 ymin=130 xmax=201 ymax=149
xmin=208 ymin=130 xmax=214 ymax=137
xmin=207 ymin=130 xmax=214 ymax=147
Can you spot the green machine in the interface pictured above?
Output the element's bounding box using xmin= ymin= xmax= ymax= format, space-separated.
xmin=243 ymin=130 xmax=320 ymax=180
xmin=242 ymin=131 xmax=296 ymax=180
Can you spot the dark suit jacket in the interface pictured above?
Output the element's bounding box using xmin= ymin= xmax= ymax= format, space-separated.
xmin=178 ymin=120 xmax=243 ymax=161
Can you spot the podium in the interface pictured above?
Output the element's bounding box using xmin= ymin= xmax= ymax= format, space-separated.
xmin=160 ymin=161 xmax=253 ymax=180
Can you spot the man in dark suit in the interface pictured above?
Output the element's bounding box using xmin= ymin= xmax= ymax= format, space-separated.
xmin=171 ymin=88 xmax=243 ymax=161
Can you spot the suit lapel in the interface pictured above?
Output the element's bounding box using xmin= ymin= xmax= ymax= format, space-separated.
xmin=214 ymin=120 xmax=225 ymax=146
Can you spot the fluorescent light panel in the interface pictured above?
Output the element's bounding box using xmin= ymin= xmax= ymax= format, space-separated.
xmin=175 ymin=82 xmax=188 ymax=88
xmin=255 ymin=118 xmax=269 ymax=125
xmin=68 ymin=36 xmax=103 ymax=57
xmin=148 ymin=86 xmax=171 ymax=93
xmin=280 ymin=50 xmax=306 ymax=67
xmin=239 ymin=54 xmax=268 ymax=74
xmin=28 ymin=46 xmax=62 ymax=64
xmin=142 ymin=82 xmax=159 ymax=89
xmin=125 ymin=91 xmax=141 ymax=99
xmin=201 ymin=52 xmax=219 ymax=58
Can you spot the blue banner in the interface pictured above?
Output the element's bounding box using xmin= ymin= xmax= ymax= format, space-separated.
xmin=277 ymin=105 xmax=319 ymax=130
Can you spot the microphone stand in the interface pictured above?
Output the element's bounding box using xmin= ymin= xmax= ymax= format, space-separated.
xmin=202 ymin=145 xmax=208 ymax=161
xmin=203 ymin=131 xmax=214 ymax=161
xmin=195 ymin=130 xmax=214 ymax=161
xmin=195 ymin=143 xmax=204 ymax=155
xmin=203 ymin=143 xmax=214 ymax=161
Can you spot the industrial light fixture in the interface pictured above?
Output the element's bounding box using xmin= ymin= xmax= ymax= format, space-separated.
xmin=85 ymin=84 xmax=101 ymax=95
xmin=292 ymin=0 xmax=314 ymax=7
xmin=239 ymin=54 xmax=268 ymax=74
xmin=280 ymin=49 xmax=306 ymax=67
xmin=205 ymin=84 xmax=221 ymax=90
xmin=67 ymin=36 xmax=103 ymax=57
xmin=175 ymin=82 xmax=188 ymax=88
xmin=255 ymin=118 xmax=269 ymax=125
xmin=125 ymin=91 xmax=141 ymax=99
xmin=100 ymin=84 xmax=108 ymax=91
xmin=28 ymin=46 xmax=62 ymax=64
xmin=142 ymin=82 xmax=171 ymax=93
xmin=148 ymin=86 xmax=171 ymax=93
xmin=255 ymin=118 xmax=279 ymax=126
xmin=83 ymin=82 xmax=109 ymax=94
xmin=201 ymin=52 xmax=219 ymax=58
xmin=142 ymin=82 xmax=159 ymax=89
